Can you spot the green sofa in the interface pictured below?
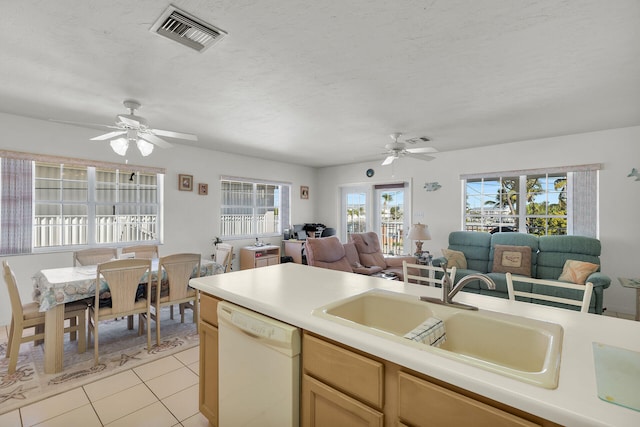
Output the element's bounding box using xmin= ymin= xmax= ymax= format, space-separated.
xmin=432 ymin=231 xmax=610 ymax=314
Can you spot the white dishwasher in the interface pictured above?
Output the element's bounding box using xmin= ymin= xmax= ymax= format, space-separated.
xmin=217 ymin=301 xmax=301 ymax=427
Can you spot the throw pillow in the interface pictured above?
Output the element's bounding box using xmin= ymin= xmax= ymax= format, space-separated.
xmin=441 ymin=248 xmax=467 ymax=269
xmin=491 ymin=245 xmax=532 ymax=277
xmin=558 ymin=259 xmax=599 ymax=285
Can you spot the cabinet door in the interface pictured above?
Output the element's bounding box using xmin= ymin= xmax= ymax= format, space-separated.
xmin=302 ymin=374 xmax=383 ymax=427
xmin=199 ymin=321 xmax=218 ymax=426
xmin=397 ymin=372 xmax=539 ymax=427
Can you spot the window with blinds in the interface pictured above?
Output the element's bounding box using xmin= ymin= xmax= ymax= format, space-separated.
xmin=0 ymin=150 xmax=164 ymax=254
xmin=462 ymin=164 xmax=600 ymax=237
xmin=220 ymin=177 xmax=290 ymax=238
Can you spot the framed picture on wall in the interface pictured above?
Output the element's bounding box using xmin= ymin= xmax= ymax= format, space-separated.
xmin=198 ymin=183 xmax=209 ymax=195
xmin=179 ymin=174 xmax=193 ymax=191
xmin=300 ymin=186 xmax=309 ymax=199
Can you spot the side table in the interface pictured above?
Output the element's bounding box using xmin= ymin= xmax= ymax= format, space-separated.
xmin=618 ymin=278 xmax=640 ymax=321
xmin=417 ymin=255 xmax=435 ymax=285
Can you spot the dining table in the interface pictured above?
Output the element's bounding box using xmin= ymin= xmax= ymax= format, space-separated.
xmin=32 ymin=258 xmax=224 ymax=373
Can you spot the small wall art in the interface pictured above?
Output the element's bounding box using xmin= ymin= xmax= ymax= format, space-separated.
xmin=178 ymin=174 xmax=193 ymax=191
xmin=423 ymin=181 xmax=442 ymax=192
xmin=300 ymin=186 xmax=309 ymax=199
xmin=198 ymin=183 xmax=209 ymax=195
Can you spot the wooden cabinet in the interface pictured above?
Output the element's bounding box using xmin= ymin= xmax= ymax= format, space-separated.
xmin=302 ymin=332 xmax=384 ymax=427
xmin=397 ymin=372 xmax=539 ymax=427
xmin=240 ymin=245 xmax=281 ymax=270
xmin=199 ymin=293 xmax=221 ymax=426
xmin=302 ymin=332 xmax=559 ymax=427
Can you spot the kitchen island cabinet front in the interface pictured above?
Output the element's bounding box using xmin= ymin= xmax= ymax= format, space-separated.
xmin=189 ymin=263 xmax=640 ymax=427
xmin=199 ymin=293 xmax=220 ymax=426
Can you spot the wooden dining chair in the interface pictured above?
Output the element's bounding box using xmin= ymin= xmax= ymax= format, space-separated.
xmin=215 ymin=243 xmax=233 ymax=272
xmin=73 ymin=247 xmax=118 ymax=266
xmin=151 ymin=253 xmax=201 ymax=346
xmin=122 ymin=244 xmax=159 ymax=259
xmin=3 ymin=261 xmax=87 ymax=374
xmin=87 ymin=258 xmax=152 ymax=365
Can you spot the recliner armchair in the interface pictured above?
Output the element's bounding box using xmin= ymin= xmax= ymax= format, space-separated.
xmin=305 ymin=237 xmax=383 ymax=275
xmin=350 ymin=232 xmax=417 ymax=281
xmin=305 ymin=236 xmax=353 ymax=272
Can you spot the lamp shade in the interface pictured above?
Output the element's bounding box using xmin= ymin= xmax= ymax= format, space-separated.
xmin=136 ymin=139 xmax=154 ymax=156
xmin=407 ymin=223 xmax=431 ymax=241
xmin=110 ymin=138 xmax=129 ymax=156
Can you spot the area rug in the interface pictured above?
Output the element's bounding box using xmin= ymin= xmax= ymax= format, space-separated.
xmin=0 ymin=306 xmax=199 ymax=415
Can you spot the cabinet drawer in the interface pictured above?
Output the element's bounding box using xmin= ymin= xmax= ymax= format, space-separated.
xmin=303 ymin=333 xmax=383 ymax=409
xmin=200 ymin=293 xmax=221 ymax=326
xmin=398 ymin=372 xmax=540 ymax=427
xmin=255 ymin=257 xmax=270 ymax=268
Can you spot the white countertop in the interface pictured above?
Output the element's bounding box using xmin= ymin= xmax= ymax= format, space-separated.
xmin=190 ymin=263 xmax=640 ymax=426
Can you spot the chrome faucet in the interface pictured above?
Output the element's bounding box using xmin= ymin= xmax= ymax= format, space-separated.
xmin=420 ymin=262 xmax=497 ymax=310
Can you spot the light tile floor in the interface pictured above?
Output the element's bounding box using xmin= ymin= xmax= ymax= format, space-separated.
xmin=0 ymin=325 xmax=209 ymax=427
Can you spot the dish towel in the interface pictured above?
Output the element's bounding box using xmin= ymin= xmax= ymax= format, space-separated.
xmin=404 ymin=317 xmax=446 ymax=347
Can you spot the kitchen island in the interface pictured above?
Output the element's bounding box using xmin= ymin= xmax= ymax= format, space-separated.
xmin=190 ymin=262 xmax=640 ymax=427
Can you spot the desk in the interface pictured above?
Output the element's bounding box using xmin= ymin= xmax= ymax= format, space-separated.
xmin=618 ymin=278 xmax=640 ymax=321
xmin=33 ymin=259 xmax=223 ymax=373
xmin=283 ymin=240 xmax=306 ymax=264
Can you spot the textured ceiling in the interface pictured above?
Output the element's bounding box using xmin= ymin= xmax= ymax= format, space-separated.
xmin=1 ymin=0 xmax=639 ymax=167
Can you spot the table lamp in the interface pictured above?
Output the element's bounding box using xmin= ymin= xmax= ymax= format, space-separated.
xmin=407 ymin=223 xmax=431 ymax=256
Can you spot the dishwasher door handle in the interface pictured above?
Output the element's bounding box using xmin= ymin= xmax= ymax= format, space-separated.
xmin=217 ymin=301 xmax=301 ymax=356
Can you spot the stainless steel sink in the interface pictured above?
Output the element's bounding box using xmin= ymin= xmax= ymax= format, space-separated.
xmin=313 ymin=289 xmax=563 ymax=389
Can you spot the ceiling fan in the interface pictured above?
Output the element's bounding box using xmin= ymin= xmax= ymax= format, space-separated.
xmin=59 ymin=99 xmax=198 ymax=157
xmin=381 ymin=132 xmax=437 ymax=166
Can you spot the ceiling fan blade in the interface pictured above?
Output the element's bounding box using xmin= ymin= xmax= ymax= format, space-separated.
xmin=49 ymin=119 xmax=120 ymax=130
xmin=151 ymin=128 xmax=198 ymax=141
xmin=139 ymin=133 xmax=174 ymax=149
xmin=382 ymin=156 xmax=396 ymax=166
xmin=90 ymin=130 xmax=126 ymax=141
xmin=118 ymin=115 xmax=141 ymax=127
xmin=406 ymin=147 xmax=438 ymax=154
xmin=406 ymin=153 xmax=435 ymax=162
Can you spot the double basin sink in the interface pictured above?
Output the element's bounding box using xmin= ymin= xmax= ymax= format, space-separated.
xmin=313 ymin=289 xmax=563 ymax=389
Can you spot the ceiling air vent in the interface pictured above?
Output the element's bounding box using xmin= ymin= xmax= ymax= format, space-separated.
xmin=405 ymin=136 xmax=431 ymax=144
xmin=150 ymin=5 xmax=227 ymax=53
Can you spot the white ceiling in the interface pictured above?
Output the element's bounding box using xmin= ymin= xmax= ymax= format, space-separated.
xmin=1 ymin=0 xmax=639 ymax=167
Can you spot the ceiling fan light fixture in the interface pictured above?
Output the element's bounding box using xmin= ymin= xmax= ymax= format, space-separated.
xmin=110 ymin=138 xmax=129 ymax=156
xmin=136 ymin=139 xmax=154 ymax=156
xmin=84 ymin=99 xmax=197 ymax=157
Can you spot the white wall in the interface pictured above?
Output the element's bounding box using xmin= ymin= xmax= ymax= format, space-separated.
xmin=0 ymin=112 xmax=317 ymax=325
xmin=2 ymin=112 xmax=637 ymax=323
xmin=316 ymin=126 xmax=640 ymax=316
